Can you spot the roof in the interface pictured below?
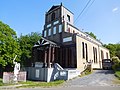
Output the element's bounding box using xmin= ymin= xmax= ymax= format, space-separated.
xmin=33 ymin=37 xmax=59 ymax=47
xmin=48 ymin=5 xmax=60 ymax=12
xmin=47 ymin=3 xmax=74 ymax=14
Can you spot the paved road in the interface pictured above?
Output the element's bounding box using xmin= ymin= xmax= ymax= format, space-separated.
xmin=1 ymin=70 xmax=120 ymax=90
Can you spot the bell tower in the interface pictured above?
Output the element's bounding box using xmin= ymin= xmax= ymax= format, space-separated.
xmin=42 ymin=3 xmax=74 ymax=43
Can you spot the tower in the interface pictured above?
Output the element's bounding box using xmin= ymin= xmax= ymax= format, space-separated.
xmin=42 ymin=3 xmax=74 ymax=43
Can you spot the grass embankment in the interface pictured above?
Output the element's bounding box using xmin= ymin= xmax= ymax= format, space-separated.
xmin=80 ymin=70 xmax=92 ymax=77
xmin=80 ymin=65 xmax=93 ymax=77
xmin=0 ymin=78 xmax=64 ymax=88
xmin=0 ymin=78 xmax=3 ymax=86
xmin=113 ymin=71 xmax=120 ymax=84
xmin=19 ymin=80 xmax=64 ymax=88
xmin=112 ymin=57 xmax=120 ymax=84
xmin=115 ymin=71 xmax=120 ymax=79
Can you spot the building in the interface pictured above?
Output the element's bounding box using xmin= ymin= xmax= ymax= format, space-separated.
xmin=32 ymin=3 xmax=110 ymax=72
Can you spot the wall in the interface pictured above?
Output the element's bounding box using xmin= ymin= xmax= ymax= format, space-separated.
xmin=26 ymin=67 xmax=80 ymax=82
xmin=76 ymin=35 xmax=110 ymax=69
xmin=61 ymin=6 xmax=74 ymax=25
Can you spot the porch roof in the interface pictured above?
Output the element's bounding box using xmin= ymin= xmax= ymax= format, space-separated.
xmin=33 ymin=37 xmax=59 ymax=48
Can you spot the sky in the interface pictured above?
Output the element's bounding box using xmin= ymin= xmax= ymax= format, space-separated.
xmin=0 ymin=0 xmax=120 ymax=44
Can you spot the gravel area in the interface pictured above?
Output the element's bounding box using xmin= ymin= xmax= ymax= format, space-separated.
xmin=64 ymin=70 xmax=120 ymax=87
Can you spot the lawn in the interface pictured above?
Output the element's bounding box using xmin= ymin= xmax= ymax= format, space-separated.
xmin=18 ymin=80 xmax=65 ymax=88
xmin=115 ymin=71 xmax=120 ymax=79
xmin=0 ymin=78 xmax=64 ymax=88
xmin=0 ymin=78 xmax=3 ymax=86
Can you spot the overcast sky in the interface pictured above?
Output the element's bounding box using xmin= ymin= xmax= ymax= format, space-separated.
xmin=0 ymin=0 xmax=120 ymax=44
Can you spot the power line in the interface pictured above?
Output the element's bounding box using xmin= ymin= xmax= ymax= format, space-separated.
xmin=84 ymin=0 xmax=95 ymax=15
xmin=74 ymin=0 xmax=95 ymax=24
xmin=74 ymin=0 xmax=92 ymax=24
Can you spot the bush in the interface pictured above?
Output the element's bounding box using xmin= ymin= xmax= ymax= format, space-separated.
xmin=115 ymin=71 xmax=120 ymax=79
xmin=112 ymin=57 xmax=120 ymax=71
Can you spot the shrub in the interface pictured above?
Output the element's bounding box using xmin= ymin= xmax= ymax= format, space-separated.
xmin=112 ymin=57 xmax=120 ymax=71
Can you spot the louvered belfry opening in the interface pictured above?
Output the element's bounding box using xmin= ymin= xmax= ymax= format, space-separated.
xmin=32 ymin=37 xmax=77 ymax=68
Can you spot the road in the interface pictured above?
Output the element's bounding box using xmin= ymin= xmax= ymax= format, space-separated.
xmin=1 ymin=70 xmax=120 ymax=90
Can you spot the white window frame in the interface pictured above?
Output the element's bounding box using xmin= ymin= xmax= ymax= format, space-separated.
xmin=44 ymin=30 xmax=46 ymax=37
xmin=47 ymin=24 xmax=51 ymax=28
xmin=59 ymin=24 xmax=62 ymax=33
xmin=53 ymin=20 xmax=59 ymax=25
xmin=53 ymin=27 xmax=56 ymax=34
xmin=48 ymin=28 xmax=51 ymax=36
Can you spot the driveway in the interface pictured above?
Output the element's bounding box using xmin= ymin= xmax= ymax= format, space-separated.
xmin=63 ymin=70 xmax=120 ymax=87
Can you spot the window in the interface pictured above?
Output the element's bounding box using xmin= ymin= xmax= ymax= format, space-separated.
xmin=93 ymin=47 xmax=95 ymax=63
xmin=67 ymin=15 xmax=70 ymax=22
xmin=67 ymin=28 xmax=70 ymax=32
xmin=95 ymin=48 xmax=97 ymax=63
xmin=48 ymin=29 xmax=51 ymax=36
xmin=106 ymin=52 xmax=108 ymax=59
xmin=53 ymin=27 xmax=56 ymax=34
xmin=73 ymin=30 xmax=75 ymax=33
xmin=47 ymin=24 xmax=51 ymax=28
xmin=85 ymin=43 xmax=88 ymax=62
xmin=101 ymin=50 xmax=104 ymax=60
xmin=59 ymin=24 xmax=62 ymax=33
xmin=63 ymin=37 xmax=72 ymax=42
xmin=44 ymin=30 xmax=46 ymax=37
xmin=82 ymin=42 xmax=85 ymax=58
xmin=53 ymin=20 xmax=59 ymax=25
xmin=93 ymin=47 xmax=97 ymax=63
xmin=51 ymin=12 xmax=55 ymax=21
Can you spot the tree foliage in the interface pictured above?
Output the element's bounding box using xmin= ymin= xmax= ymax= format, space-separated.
xmin=18 ymin=32 xmax=41 ymax=67
xmin=0 ymin=21 xmax=21 ymax=71
xmin=104 ymin=43 xmax=120 ymax=59
xmin=85 ymin=32 xmax=97 ymax=39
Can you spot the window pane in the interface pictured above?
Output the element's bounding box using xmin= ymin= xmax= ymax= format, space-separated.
xmin=53 ymin=27 xmax=56 ymax=34
xmin=59 ymin=24 xmax=62 ymax=33
xmin=85 ymin=43 xmax=88 ymax=62
xmin=53 ymin=20 xmax=59 ymax=25
xmin=44 ymin=30 xmax=46 ymax=37
xmin=82 ymin=42 xmax=85 ymax=59
xmin=51 ymin=12 xmax=55 ymax=21
xmin=63 ymin=37 xmax=72 ymax=42
xmin=47 ymin=24 xmax=51 ymax=28
xmin=67 ymin=15 xmax=70 ymax=22
xmin=48 ymin=29 xmax=51 ymax=36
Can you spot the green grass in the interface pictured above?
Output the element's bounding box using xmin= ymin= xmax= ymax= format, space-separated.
xmin=80 ymin=70 xmax=92 ymax=77
xmin=115 ymin=71 xmax=120 ymax=79
xmin=18 ymin=80 xmax=65 ymax=88
xmin=0 ymin=78 xmax=3 ymax=86
xmin=113 ymin=78 xmax=120 ymax=84
xmin=0 ymin=78 xmax=64 ymax=88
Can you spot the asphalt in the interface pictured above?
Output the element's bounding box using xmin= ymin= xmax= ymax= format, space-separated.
xmin=63 ymin=70 xmax=120 ymax=87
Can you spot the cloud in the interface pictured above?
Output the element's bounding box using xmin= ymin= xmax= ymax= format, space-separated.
xmin=112 ymin=7 xmax=119 ymax=12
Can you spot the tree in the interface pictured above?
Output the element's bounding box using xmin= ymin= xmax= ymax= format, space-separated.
xmin=116 ymin=44 xmax=120 ymax=59
xmin=85 ymin=32 xmax=97 ymax=39
xmin=18 ymin=32 xmax=41 ymax=67
xmin=0 ymin=21 xmax=21 ymax=72
xmin=104 ymin=43 xmax=120 ymax=59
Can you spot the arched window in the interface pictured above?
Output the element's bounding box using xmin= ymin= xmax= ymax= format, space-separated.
xmin=51 ymin=12 xmax=55 ymax=21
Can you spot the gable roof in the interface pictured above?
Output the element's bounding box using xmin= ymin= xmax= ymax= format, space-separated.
xmin=33 ymin=37 xmax=59 ymax=47
xmin=48 ymin=5 xmax=60 ymax=12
